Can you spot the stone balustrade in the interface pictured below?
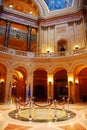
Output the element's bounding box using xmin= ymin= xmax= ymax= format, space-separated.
xmin=0 ymin=45 xmax=87 ymax=58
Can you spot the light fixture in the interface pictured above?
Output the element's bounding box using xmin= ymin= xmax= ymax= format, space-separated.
xmin=0 ymin=79 xmax=4 ymax=83
xmin=9 ymin=5 xmax=13 ymax=9
xmin=29 ymin=11 xmax=32 ymax=15
xmin=47 ymin=49 xmax=50 ymax=53
xmin=68 ymin=77 xmax=73 ymax=86
xmin=75 ymin=45 xmax=79 ymax=50
xmin=69 ymin=81 xmax=72 ymax=86
xmin=75 ymin=79 xmax=79 ymax=86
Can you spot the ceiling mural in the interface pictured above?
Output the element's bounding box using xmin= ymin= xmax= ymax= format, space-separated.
xmin=44 ymin=0 xmax=73 ymax=11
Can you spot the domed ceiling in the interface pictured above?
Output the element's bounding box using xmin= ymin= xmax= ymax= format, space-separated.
xmin=3 ymin=0 xmax=74 ymax=16
xmin=0 ymin=0 xmax=87 ymax=51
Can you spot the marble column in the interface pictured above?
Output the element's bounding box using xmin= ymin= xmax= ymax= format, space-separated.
xmin=47 ymin=74 xmax=54 ymax=100
xmin=4 ymin=20 xmax=11 ymax=47
xmin=27 ymin=26 xmax=32 ymax=51
xmin=26 ymin=73 xmax=33 ymax=98
xmin=67 ymin=72 xmax=74 ymax=103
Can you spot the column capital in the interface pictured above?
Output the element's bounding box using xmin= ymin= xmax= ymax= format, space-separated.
xmin=27 ymin=26 xmax=32 ymax=31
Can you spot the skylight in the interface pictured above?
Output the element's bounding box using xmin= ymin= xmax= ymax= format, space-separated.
xmin=44 ymin=0 xmax=73 ymax=11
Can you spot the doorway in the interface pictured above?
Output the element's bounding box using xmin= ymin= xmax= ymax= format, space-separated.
xmin=33 ymin=69 xmax=47 ymax=101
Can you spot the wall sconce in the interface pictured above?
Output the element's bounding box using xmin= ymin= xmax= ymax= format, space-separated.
xmin=49 ymin=81 xmax=52 ymax=85
xmin=75 ymin=79 xmax=79 ymax=86
xmin=69 ymin=81 xmax=72 ymax=86
xmin=47 ymin=49 xmax=50 ymax=53
xmin=75 ymin=45 xmax=79 ymax=50
xmin=68 ymin=77 xmax=73 ymax=86
xmin=0 ymin=79 xmax=4 ymax=86
xmin=0 ymin=79 xmax=4 ymax=83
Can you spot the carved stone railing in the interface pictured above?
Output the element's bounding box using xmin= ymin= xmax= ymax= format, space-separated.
xmin=0 ymin=45 xmax=87 ymax=58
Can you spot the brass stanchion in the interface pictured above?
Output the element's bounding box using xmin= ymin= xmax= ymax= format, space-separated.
xmin=29 ymin=99 xmax=32 ymax=121
xmin=67 ymin=98 xmax=70 ymax=118
xmin=53 ymin=100 xmax=58 ymax=121
xmin=15 ymin=98 xmax=19 ymax=118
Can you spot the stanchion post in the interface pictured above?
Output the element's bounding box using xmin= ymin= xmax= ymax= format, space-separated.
xmin=29 ymin=98 xmax=32 ymax=121
xmin=15 ymin=98 xmax=19 ymax=118
xmin=67 ymin=98 xmax=70 ymax=118
xmin=53 ymin=99 xmax=58 ymax=121
xmin=62 ymin=97 xmax=65 ymax=111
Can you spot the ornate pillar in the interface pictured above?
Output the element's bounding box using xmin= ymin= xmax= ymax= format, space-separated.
xmin=4 ymin=20 xmax=11 ymax=47
xmin=67 ymin=72 xmax=74 ymax=103
xmin=26 ymin=73 xmax=33 ymax=98
xmin=73 ymin=22 xmax=76 ymax=44
xmin=38 ymin=21 xmax=41 ymax=52
xmin=36 ymin=28 xmax=39 ymax=52
xmin=27 ymin=26 xmax=32 ymax=51
xmin=47 ymin=27 xmax=50 ymax=52
xmin=74 ymin=73 xmax=80 ymax=103
xmin=5 ymin=70 xmax=13 ymax=103
xmin=47 ymin=73 xmax=54 ymax=100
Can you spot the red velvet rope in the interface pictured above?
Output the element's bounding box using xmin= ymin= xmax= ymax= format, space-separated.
xmin=58 ymin=100 xmax=67 ymax=105
xmin=18 ymin=102 xmax=29 ymax=107
xmin=33 ymin=102 xmax=52 ymax=107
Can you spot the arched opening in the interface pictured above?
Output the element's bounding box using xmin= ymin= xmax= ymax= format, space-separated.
xmin=79 ymin=68 xmax=87 ymax=102
xmin=33 ymin=69 xmax=47 ymax=101
xmin=54 ymin=69 xmax=68 ymax=100
xmin=0 ymin=64 xmax=6 ymax=102
xmin=12 ymin=66 xmax=27 ymax=102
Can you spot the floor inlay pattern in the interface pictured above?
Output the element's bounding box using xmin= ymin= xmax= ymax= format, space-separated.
xmin=8 ymin=108 xmax=76 ymax=122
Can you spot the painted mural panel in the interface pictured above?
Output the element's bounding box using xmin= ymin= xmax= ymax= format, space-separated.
xmin=44 ymin=0 xmax=73 ymax=11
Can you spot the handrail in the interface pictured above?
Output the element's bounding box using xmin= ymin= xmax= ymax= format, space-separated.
xmin=0 ymin=45 xmax=87 ymax=58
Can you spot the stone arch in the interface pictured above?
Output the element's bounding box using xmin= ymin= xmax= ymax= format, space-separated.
xmin=71 ymin=62 xmax=87 ymax=74
xmin=33 ymin=0 xmax=45 ymax=16
xmin=72 ymin=62 xmax=87 ymax=102
xmin=0 ymin=61 xmax=10 ymax=72
xmin=53 ymin=66 xmax=68 ymax=100
xmin=10 ymin=64 xmax=29 ymax=101
xmin=32 ymin=65 xmax=48 ymax=74
xmin=50 ymin=64 xmax=70 ymax=74
xmin=33 ymin=66 xmax=48 ymax=101
xmin=10 ymin=63 xmax=30 ymax=73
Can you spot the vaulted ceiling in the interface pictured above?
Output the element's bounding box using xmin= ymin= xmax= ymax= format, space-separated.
xmin=3 ymin=0 xmax=40 ymax=17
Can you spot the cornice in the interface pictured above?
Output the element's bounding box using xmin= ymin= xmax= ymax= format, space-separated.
xmin=0 ymin=8 xmax=83 ymax=28
xmin=0 ymin=8 xmax=38 ymax=28
xmin=39 ymin=10 xmax=83 ymax=27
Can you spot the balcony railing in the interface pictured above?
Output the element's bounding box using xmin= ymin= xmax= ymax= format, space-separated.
xmin=0 ymin=45 xmax=87 ymax=58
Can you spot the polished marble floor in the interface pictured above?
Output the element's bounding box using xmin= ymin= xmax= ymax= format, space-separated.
xmin=0 ymin=102 xmax=87 ymax=130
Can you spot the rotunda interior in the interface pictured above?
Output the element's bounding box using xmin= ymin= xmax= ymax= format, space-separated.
xmin=0 ymin=0 xmax=87 ymax=104
xmin=0 ymin=1 xmax=87 ymax=130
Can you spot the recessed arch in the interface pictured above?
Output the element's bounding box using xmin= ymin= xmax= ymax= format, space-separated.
xmin=32 ymin=65 xmax=48 ymax=74
xmin=33 ymin=68 xmax=47 ymax=101
xmin=53 ymin=67 xmax=68 ymax=100
xmin=11 ymin=65 xmax=28 ymax=101
xmin=51 ymin=65 xmax=70 ymax=74
xmin=73 ymin=63 xmax=87 ymax=102
xmin=71 ymin=62 xmax=87 ymax=74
